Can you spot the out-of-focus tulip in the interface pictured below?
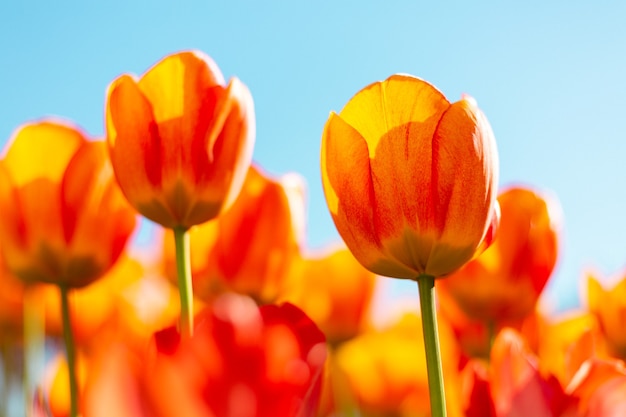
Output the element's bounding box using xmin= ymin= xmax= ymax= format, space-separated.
xmin=321 ymin=74 xmax=499 ymax=279
xmin=487 ymin=329 xmax=578 ymax=417
xmin=106 ymin=50 xmax=255 ymax=229
xmin=0 ymin=121 xmax=136 ymax=288
xmin=163 ymin=165 xmax=305 ymax=304
xmin=460 ymin=328 xmax=626 ymax=417
xmin=587 ymin=272 xmax=626 ymax=360
xmin=533 ymin=311 xmax=598 ymax=385
xmin=333 ymin=312 xmax=463 ymax=417
xmin=82 ymin=294 xmax=327 ymax=417
xmin=438 ymin=186 xmax=560 ymax=323
xmin=279 ymin=246 xmax=377 ymax=345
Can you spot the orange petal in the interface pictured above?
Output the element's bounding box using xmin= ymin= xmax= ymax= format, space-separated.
xmin=107 ymin=73 xmax=162 ymax=188
xmin=188 ymin=78 xmax=256 ymax=225
xmin=321 ymin=113 xmax=415 ymax=278
xmin=428 ymin=98 xmax=499 ymax=276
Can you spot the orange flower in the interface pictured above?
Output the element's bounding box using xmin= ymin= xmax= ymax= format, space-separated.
xmin=0 ymin=121 xmax=136 ymax=288
xmin=162 ymin=164 xmax=305 ymax=303
xmin=106 ymin=50 xmax=255 ymax=229
xmin=321 ymin=75 xmax=498 ymax=279
xmin=587 ymin=271 xmax=626 ymax=359
xmin=81 ymin=294 xmax=328 ymax=417
xmin=461 ymin=328 xmax=626 ymax=417
xmin=460 ymin=330 xmax=563 ymax=417
xmin=279 ymin=246 xmax=377 ymax=345
xmin=438 ymin=186 xmax=560 ymax=323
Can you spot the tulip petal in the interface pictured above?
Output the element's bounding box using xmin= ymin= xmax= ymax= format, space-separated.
xmin=427 ymin=98 xmax=498 ymax=276
xmin=107 ymin=73 xmax=162 ymax=189
xmin=2 ymin=121 xmax=84 ymax=186
xmin=189 ymin=78 xmax=255 ymax=224
xmin=321 ymin=113 xmax=416 ymax=278
xmin=61 ymin=141 xmax=136 ymax=287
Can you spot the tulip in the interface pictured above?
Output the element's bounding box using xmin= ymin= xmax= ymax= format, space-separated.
xmin=81 ymin=294 xmax=328 ymax=417
xmin=438 ymin=186 xmax=560 ymax=324
xmin=105 ymin=50 xmax=255 ymax=230
xmin=106 ymin=50 xmax=255 ymax=336
xmin=162 ymin=164 xmax=305 ymax=304
xmin=0 ymin=120 xmax=137 ymax=417
xmin=279 ymin=246 xmax=377 ymax=345
xmin=587 ymin=272 xmax=626 ymax=360
xmin=321 ymin=75 xmax=498 ymax=279
xmin=0 ymin=121 xmax=136 ymax=288
xmin=321 ymin=74 xmax=499 ymax=417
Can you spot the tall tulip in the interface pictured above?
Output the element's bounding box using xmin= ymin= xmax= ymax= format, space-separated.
xmin=106 ymin=50 xmax=255 ymax=336
xmin=321 ymin=74 xmax=499 ymax=417
xmin=0 ymin=120 xmax=136 ymax=417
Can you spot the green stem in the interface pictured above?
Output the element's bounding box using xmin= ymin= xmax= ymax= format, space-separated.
xmin=417 ymin=275 xmax=447 ymax=417
xmin=174 ymin=226 xmax=194 ymax=337
xmin=1 ymin=341 xmax=9 ymax=417
xmin=23 ymin=287 xmax=44 ymax=417
xmin=59 ymin=285 xmax=78 ymax=417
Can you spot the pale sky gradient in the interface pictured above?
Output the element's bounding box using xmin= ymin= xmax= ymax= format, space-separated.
xmin=2 ymin=1 xmax=626 ymax=312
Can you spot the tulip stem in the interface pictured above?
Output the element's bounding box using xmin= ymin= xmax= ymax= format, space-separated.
xmin=174 ymin=226 xmax=194 ymax=337
xmin=24 ymin=286 xmax=44 ymax=416
xmin=59 ymin=285 xmax=79 ymax=417
xmin=417 ymin=274 xmax=447 ymax=417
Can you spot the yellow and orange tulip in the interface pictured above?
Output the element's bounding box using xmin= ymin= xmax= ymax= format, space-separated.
xmin=163 ymin=164 xmax=305 ymax=304
xmin=0 ymin=121 xmax=136 ymax=288
xmin=438 ymin=186 xmax=560 ymax=323
xmin=587 ymin=272 xmax=626 ymax=360
xmin=106 ymin=50 xmax=255 ymax=229
xmin=321 ymin=75 xmax=498 ymax=279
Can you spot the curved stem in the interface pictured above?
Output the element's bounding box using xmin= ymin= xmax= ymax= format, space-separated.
xmin=417 ymin=275 xmax=447 ymax=417
xmin=174 ymin=226 xmax=194 ymax=337
xmin=59 ymin=285 xmax=78 ymax=417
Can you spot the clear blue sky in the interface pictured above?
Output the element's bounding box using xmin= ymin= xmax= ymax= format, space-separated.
xmin=2 ymin=1 xmax=626 ymax=312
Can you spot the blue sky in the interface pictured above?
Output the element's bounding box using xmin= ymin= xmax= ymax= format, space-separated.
xmin=2 ymin=1 xmax=626 ymax=312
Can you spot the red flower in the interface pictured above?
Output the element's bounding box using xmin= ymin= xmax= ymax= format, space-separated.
xmin=82 ymin=294 xmax=327 ymax=417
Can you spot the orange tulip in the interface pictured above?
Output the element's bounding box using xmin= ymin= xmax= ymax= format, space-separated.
xmin=0 ymin=121 xmax=136 ymax=288
xmin=162 ymin=164 xmax=305 ymax=304
xmin=321 ymin=75 xmax=498 ymax=279
xmin=438 ymin=186 xmax=560 ymax=323
xmin=106 ymin=50 xmax=255 ymax=229
xmin=81 ymin=294 xmax=328 ymax=417
xmin=587 ymin=271 xmax=626 ymax=359
xmin=279 ymin=246 xmax=378 ymax=345
xmin=463 ymin=328 xmax=626 ymax=417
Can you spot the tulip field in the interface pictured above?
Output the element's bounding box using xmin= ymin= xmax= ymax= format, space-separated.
xmin=2 ymin=3 xmax=626 ymax=417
